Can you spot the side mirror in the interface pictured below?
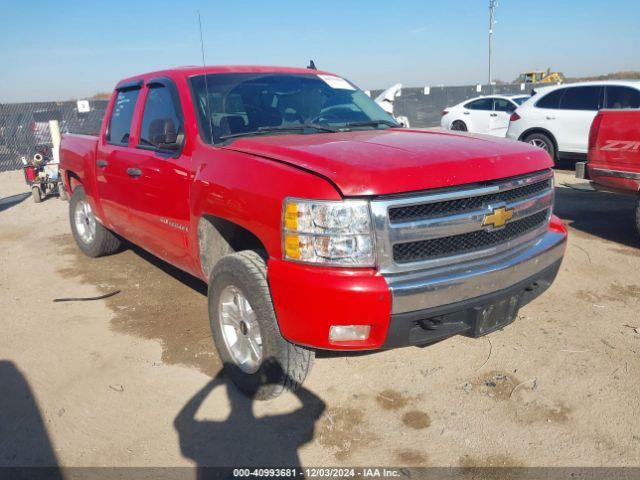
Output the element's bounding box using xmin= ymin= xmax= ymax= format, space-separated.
xmin=149 ymin=118 xmax=183 ymax=151
xmin=158 ymin=133 xmax=184 ymax=151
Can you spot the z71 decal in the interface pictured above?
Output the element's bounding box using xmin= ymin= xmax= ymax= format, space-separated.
xmin=601 ymin=140 xmax=640 ymax=152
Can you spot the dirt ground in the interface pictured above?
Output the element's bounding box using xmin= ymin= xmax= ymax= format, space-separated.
xmin=1 ymin=168 xmax=639 ymax=471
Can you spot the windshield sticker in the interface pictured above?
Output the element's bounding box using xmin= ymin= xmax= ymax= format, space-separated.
xmin=317 ymin=75 xmax=356 ymax=90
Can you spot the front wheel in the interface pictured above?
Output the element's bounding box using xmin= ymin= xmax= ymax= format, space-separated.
xmin=635 ymin=199 xmax=640 ymax=239
xmin=69 ymin=186 xmax=121 ymax=257
xmin=209 ymin=251 xmax=314 ymax=400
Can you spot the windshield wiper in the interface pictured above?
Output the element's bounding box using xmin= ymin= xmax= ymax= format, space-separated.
xmin=219 ymin=123 xmax=338 ymax=141
xmin=342 ymin=119 xmax=401 ymax=129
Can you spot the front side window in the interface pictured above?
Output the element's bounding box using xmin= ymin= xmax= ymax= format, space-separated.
xmin=189 ymin=73 xmax=397 ymax=144
xmin=559 ymin=86 xmax=602 ymax=111
xmin=605 ymin=86 xmax=640 ymax=109
xmin=465 ymin=98 xmax=493 ymax=111
xmin=139 ymin=85 xmax=183 ymax=149
xmin=493 ymin=98 xmax=516 ymax=113
xmin=106 ymin=89 xmax=140 ymax=145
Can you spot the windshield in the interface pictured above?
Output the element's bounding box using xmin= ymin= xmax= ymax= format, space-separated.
xmin=189 ymin=73 xmax=398 ymax=144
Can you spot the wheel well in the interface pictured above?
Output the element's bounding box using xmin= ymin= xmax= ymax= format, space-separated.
xmin=519 ymin=128 xmax=558 ymax=152
xmin=66 ymin=171 xmax=81 ymax=191
xmin=197 ymin=215 xmax=267 ymax=280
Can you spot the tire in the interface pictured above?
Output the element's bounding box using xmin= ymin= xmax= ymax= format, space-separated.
xmin=635 ymin=199 xmax=640 ymax=239
xmin=31 ymin=186 xmax=42 ymax=203
xmin=58 ymin=182 xmax=68 ymax=201
xmin=69 ymin=186 xmax=121 ymax=257
xmin=208 ymin=251 xmax=314 ymax=400
xmin=524 ymin=132 xmax=556 ymax=163
xmin=451 ymin=120 xmax=468 ymax=132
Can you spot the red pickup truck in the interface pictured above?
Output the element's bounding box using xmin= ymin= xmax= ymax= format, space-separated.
xmin=576 ymin=109 xmax=640 ymax=235
xmin=60 ymin=66 xmax=567 ymax=398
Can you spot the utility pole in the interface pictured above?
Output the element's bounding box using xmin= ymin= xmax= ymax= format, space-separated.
xmin=488 ymin=0 xmax=498 ymax=94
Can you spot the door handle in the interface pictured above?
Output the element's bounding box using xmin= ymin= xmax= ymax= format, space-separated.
xmin=490 ymin=113 xmax=498 ymax=117
xmin=546 ymin=116 xmax=556 ymax=120
xmin=96 ymin=159 xmax=108 ymax=168
xmin=127 ymin=167 xmax=142 ymax=178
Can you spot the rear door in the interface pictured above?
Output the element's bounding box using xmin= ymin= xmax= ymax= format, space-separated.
xmin=125 ymin=77 xmax=193 ymax=268
xmin=95 ymin=83 xmax=142 ymax=235
xmin=555 ymin=86 xmax=603 ymax=153
xmin=463 ymin=98 xmax=494 ymax=134
xmin=489 ymin=98 xmax=517 ymax=137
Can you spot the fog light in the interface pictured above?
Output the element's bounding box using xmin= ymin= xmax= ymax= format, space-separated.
xmin=329 ymin=325 xmax=371 ymax=342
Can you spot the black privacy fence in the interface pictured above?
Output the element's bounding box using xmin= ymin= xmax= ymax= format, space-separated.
xmin=0 ymin=100 xmax=108 ymax=172
xmin=0 ymin=82 xmax=549 ymax=172
xmin=369 ymin=82 xmax=547 ymax=129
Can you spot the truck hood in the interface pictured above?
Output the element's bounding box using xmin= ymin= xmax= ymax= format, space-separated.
xmin=221 ymin=129 xmax=552 ymax=196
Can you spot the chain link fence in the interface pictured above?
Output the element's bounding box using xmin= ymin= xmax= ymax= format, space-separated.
xmin=0 ymin=100 xmax=108 ymax=172
xmin=0 ymin=82 xmax=551 ymax=172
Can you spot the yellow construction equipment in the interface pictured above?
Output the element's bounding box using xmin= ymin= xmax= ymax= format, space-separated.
xmin=516 ymin=69 xmax=565 ymax=84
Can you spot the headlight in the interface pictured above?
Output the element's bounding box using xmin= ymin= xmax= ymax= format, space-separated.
xmin=282 ymin=198 xmax=375 ymax=266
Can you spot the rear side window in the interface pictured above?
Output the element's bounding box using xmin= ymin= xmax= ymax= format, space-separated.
xmin=107 ymin=89 xmax=140 ymax=145
xmin=139 ymin=85 xmax=183 ymax=148
xmin=559 ymin=86 xmax=602 ymax=111
xmin=605 ymin=86 xmax=640 ymax=109
xmin=535 ymin=89 xmax=564 ymax=109
xmin=465 ymin=98 xmax=493 ymax=111
xmin=493 ymin=98 xmax=516 ymax=113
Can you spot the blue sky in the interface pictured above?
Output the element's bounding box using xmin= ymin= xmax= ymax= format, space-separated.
xmin=0 ymin=0 xmax=638 ymax=102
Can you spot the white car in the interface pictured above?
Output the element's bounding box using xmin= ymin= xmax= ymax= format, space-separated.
xmin=506 ymin=81 xmax=640 ymax=162
xmin=441 ymin=95 xmax=530 ymax=137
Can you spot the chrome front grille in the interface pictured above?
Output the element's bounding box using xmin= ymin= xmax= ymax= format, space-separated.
xmin=388 ymin=178 xmax=552 ymax=222
xmin=370 ymin=169 xmax=555 ymax=275
xmin=393 ymin=209 xmax=550 ymax=263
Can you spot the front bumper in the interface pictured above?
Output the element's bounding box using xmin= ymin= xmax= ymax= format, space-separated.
xmin=268 ymin=216 xmax=567 ymax=350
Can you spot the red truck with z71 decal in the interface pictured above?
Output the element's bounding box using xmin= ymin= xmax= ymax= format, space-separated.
xmin=576 ymin=109 xmax=640 ymax=236
xmin=60 ymin=66 xmax=567 ymax=398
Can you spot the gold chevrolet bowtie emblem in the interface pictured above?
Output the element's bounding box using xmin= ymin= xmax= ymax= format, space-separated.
xmin=483 ymin=206 xmax=514 ymax=228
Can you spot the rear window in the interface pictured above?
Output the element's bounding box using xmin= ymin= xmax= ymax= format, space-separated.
xmin=535 ymin=89 xmax=564 ymax=109
xmin=465 ymin=98 xmax=493 ymax=111
xmin=559 ymin=86 xmax=602 ymax=111
xmin=605 ymin=86 xmax=640 ymax=109
xmin=106 ymin=89 xmax=140 ymax=145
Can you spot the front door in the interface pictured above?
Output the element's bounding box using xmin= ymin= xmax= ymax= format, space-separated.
xmin=126 ymin=78 xmax=193 ymax=269
xmin=555 ymin=85 xmax=602 ymax=153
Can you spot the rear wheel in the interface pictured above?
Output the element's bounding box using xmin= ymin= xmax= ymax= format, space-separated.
xmin=524 ymin=132 xmax=556 ymax=163
xmin=451 ymin=120 xmax=468 ymax=132
xmin=69 ymin=186 xmax=121 ymax=257
xmin=209 ymin=251 xmax=314 ymax=400
xmin=31 ymin=186 xmax=42 ymax=203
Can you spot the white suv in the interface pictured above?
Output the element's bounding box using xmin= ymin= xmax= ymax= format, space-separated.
xmin=506 ymin=81 xmax=640 ymax=162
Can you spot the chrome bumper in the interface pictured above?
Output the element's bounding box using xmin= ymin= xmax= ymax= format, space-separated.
xmin=384 ymin=230 xmax=566 ymax=314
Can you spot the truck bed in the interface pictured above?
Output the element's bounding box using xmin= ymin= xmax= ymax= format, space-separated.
xmin=60 ymin=133 xmax=98 ymax=188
